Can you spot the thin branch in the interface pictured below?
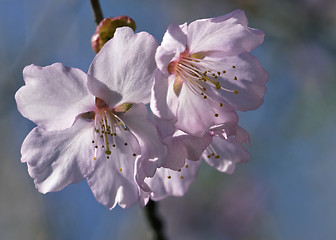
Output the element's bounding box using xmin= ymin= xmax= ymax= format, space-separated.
xmin=144 ymin=200 xmax=167 ymax=240
xmin=90 ymin=0 xmax=104 ymax=25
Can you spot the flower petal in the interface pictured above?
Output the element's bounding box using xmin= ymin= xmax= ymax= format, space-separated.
xmin=174 ymin=81 xmax=238 ymax=136
xmin=155 ymin=23 xmax=187 ymax=74
xmin=121 ymin=103 xmax=167 ymax=191
xmin=15 ymin=63 xmax=94 ymax=131
xmin=21 ymin=118 xmax=95 ymax=194
xmin=86 ymin=127 xmax=141 ymax=209
xmin=187 ymin=9 xmax=264 ymax=57
xmin=146 ymin=160 xmax=201 ymax=201
xmin=203 ymin=132 xmax=250 ymax=174
xmin=87 ymin=27 xmax=158 ymax=107
xmin=162 ymin=130 xmax=212 ymax=171
xmin=150 ymin=71 xmax=179 ymax=121
xmin=206 ymin=53 xmax=268 ymax=111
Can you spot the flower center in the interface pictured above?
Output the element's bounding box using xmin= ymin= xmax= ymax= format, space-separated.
xmin=168 ymin=51 xmax=240 ymax=118
xmin=81 ymin=99 xmax=137 ymax=165
xmin=170 ymin=52 xmax=239 ymax=95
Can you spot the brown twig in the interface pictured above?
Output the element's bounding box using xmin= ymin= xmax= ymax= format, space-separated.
xmin=144 ymin=200 xmax=167 ymax=240
xmin=90 ymin=0 xmax=104 ymax=25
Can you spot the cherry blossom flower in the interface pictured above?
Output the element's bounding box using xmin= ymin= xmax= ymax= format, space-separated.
xmin=143 ymin=124 xmax=250 ymax=200
xmin=151 ymin=9 xmax=268 ymax=137
xmin=15 ymin=27 xmax=165 ymax=209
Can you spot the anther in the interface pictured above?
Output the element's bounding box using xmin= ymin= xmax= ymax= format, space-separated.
xmin=180 ymin=176 xmax=184 ymax=179
xmin=133 ymin=153 xmax=136 ymax=157
xmin=167 ymin=176 xmax=171 ymax=179
xmin=185 ymin=165 xmax=189 ymax=168
xmin=220 ymin=103 xmax=223 ymax=107
xmin=233 ymin=90 xmax=239 ymax=94
xmin=178 ymin=169 xmax=181 ymax=172
xmin=215 ymin=113 xmax=219 ymax=117
xmin=120 ymin=168 xmax=122 ymax=172
xmin=234 ymin=76 xmax=237 ymax=80
xmin=232 ymin=65 xmax=236 ymax=68
xmin=105 ymin=150 xmax=111 ymax=155
xmin=215 ymin=155 xmax=220 ymax=159
xmin=124 ymin=142 xmax=128 ymax=146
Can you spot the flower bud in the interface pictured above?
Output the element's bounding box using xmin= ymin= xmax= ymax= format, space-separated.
xmin=91 ymin=16 xmax=136 ymax=53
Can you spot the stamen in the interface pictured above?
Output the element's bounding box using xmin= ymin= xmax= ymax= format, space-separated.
xmin=205 ymin=144 xmax=220 ymax=160
xmin=92 ymin=107 xmax=134 ymax=162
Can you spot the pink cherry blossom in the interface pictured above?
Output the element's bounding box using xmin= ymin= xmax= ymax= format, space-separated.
xmin=143 ymin=124 xmax=250 ymax=200
xmin=151 ymin=9 xmax=268 ymax=137
xmin=15 ymin=27 xmax=166 ymax=209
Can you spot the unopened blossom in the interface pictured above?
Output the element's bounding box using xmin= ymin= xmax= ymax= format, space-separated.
xmin=144 ymin=124 xmax=250 ymax=200
xmin=91 ymin=16 xmax=136 ymax=53
xmin=151 ymin=9 xmax=268 ymax=137
xmin=15 ymin=27 xmax=165 ymax=209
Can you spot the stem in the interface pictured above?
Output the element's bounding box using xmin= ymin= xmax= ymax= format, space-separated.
xmin=90 ymin=0 xmax=104 ymax=25
xmin=144 ymin=200 xmax=167 ymax=240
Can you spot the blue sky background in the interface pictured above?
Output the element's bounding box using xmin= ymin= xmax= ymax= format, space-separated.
xmin=1 ymin=0 xmax=336 ymax=239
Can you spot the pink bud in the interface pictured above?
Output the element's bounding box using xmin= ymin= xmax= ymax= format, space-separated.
xmin=91 ymin=16 xmax=136 ymax=53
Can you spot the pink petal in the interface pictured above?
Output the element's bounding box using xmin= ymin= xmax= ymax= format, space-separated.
xmin=174 ymin=81 xmax=238 ymax=136
xmin=87 ymin=27 xmax=158 ymax=108
xmin=162 ymin=130 xmax=212 ymax=171
xmin=21 ymin=118 xmax=95 ymax=194
xmin=187 ymin=9 xmax=264 ymax=57
xmin=155 ymin=23 xmax=187 ymax=74
xmin=203 ymin=132 xmax=250 ymax=174
xmin=205 ymin=53 xmax=269 ymax=111
xmin=121 ymin=103 xmax=167 ymax=191
xmin=150 ymin=71 xmax=179 ymax=120
xmin=16 ymin=63 xmax=94 ymax=131
xmin=86 ymin=126 xmax=141 ymax=209
xmin=146 ymin=160 xmax=201 ymax=201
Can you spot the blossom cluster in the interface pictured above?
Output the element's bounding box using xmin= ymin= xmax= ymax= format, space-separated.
xmin=15 ymin=10 xmax=268 ymax=209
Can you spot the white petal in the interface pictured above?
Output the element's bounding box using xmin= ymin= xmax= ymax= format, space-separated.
xmin=187 ymin=10 xmax=264 ymax=57
xmin=87 ymin=27 xmax=158 ymax=107
xmin=150 ymin=71 xmax=179 ymax=120
xmin=155 ymin=23 xmax=187 ymax=73
xmin=174 ymin=81 xmax=238 ymax=137
xmin=16 ymin=63 xmax=94 ymax=131
xmin=146 ymin=160 xmax=201 ymax=201
xmin=86 ymin=128 xmax=141 ymax=209
xmin=203 ymin=135 xmax=249 ymax=174
xmin=21 ymin=118 xmax=95 ymax=194
xmin=121 ymin=103 xmax=167 ymax=190
xmin=205 ymin=53 xmax=269 ymax=111
xmin=162 ymin=130 xmax=212 ymax=171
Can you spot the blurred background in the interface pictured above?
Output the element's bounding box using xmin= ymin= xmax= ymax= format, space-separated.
xmin=1 ymin=0 xmax=336 ymax=239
